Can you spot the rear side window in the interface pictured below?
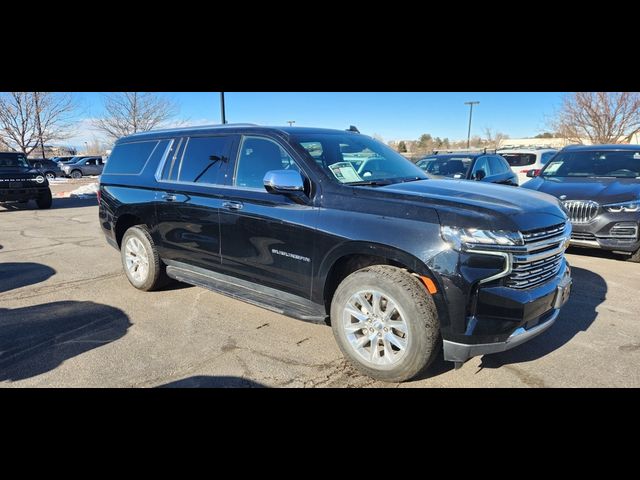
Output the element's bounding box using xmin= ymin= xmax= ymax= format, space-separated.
xmin=105 ymin=141 xmax=159 ymax=175
xmin=177 ymin=136 xmax=233 ymax=185
xmin=161 ymin=138 xmax=188 ymax=181
xmin=501 ymin=153 xmax=536 ymax=167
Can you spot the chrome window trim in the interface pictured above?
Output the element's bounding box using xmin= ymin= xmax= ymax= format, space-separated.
xmin=154 ymin=138 xmax=176 ymax=182
xmin=175 ymin=137 xmax=190 ymax=182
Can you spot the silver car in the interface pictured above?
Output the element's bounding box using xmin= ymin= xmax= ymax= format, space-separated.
xmin=61 ymin=156 xmax=105 ymax=178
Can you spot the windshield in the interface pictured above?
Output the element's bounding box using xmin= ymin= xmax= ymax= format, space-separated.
xmin=291 ymin=133 xmax=427 ymax=185
xmin=0 ymin=153 xmax=29 ymax=168
xmin=416 ymin=156 xmax=472 ymax=178
xmin=541 ymin=150 xmax=640 ymax=178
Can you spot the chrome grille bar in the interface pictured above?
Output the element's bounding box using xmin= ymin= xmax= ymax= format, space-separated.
xmin=563 ymin=200 xmax=599 ymax=224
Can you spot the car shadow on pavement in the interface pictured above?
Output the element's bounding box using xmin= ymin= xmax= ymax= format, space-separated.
xmin=477 ymin=265 xmax=606 ymax=370
xmin=158 ymin=376 xmax=267 ymax=388
xmin=0 ymin=197 xmax=97 ymax=213
xmin=0 ymin=301 xmax=131 ymax=382
xmin=0 ymin=262 xmax=56 ymax=293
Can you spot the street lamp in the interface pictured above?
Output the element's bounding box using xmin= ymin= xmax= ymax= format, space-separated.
xmin=84 ymin=141 xmax=88 ymax=154
xmin=287 ymin=120 xmax=295 ymax=127
xmin=220 ymin=92 xmax=227 ymax=124
xmin=464 ymin=101 xmax=480 ymax=148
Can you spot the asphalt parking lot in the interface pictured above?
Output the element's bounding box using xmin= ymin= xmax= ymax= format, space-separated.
xmin=1 ymin=189 xmax=639 ymax=387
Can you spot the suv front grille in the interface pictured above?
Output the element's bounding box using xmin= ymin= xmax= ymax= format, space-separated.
xmin=562 ymin=200 xmax=599 ymax=224
xmin=502 ymin=222 xmax=569 ymax=290
xmin=571 ymin=232 xmax=596 ymax=241
xmin=506 ymin=251 xmax=564 ymax=289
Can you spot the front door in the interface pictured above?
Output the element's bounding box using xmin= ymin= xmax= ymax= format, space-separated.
xmin=219 ymin=135 xmax=317 ymax=298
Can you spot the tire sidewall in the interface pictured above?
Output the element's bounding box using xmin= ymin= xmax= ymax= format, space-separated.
xmin=121 ymin=227 xmax=158 ymax=290
xmin=71 ymin=170 xmax=82 ymax=179
xmin=331 ymin=267 xmax=437 ymax=382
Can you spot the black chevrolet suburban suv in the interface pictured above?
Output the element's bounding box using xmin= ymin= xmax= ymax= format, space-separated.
xmin=99 ymin=125 xmax=572 ymax=382
xmin=0 ymin=151 xmax=53 ymax=208
xmin=522 ymin=144 xmax=640 ymax=262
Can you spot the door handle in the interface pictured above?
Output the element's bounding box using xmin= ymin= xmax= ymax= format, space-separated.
xmin=222 ymin=201 xmax=244 ymax=210
xmin=163 ymin=194 xmax=178 ymax=202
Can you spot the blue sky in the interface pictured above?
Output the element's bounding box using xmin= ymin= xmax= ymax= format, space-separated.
xmin=71 ymin=92 xmax=564 ymax=148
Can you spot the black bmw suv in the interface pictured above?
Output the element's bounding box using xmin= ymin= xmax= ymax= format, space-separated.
xmin=0 ymin=151 xmax=53 ymax=209
xmin=99 ymin=125 xmax=572 ymax=382
xmin=522 ymin=144 xmax=640 ymax=262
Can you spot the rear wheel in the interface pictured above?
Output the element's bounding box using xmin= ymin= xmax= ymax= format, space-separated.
xmin=121 ymin=225 xmax=169 ymax=291
xmin=330 ymin=265 xmax=440 ymax=382
xmin=36 ymin=189 xmax=52 ymax=209
xmin=70 ymin=170 xmax=82 ymax=179
xmin=44 ymin=171 xmax=56 ymax=180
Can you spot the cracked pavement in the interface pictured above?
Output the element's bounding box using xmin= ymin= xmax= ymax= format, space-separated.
xmin=1 ymin=194 xmax=639 ymax=387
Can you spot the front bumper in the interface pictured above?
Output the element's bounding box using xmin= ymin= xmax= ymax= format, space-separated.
xmin=443 ymin=265 xmax=572 ymax=363
xmin=0 ymin=187 xmax=50 ymax=202
xmin=570 ymin=213 xmax=639 ymax=253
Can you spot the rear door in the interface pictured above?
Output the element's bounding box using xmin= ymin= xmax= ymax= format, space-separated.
xmin=154 ymin=134 xmax=238 ymax=270
xmin=218 ymin=135 xmax=317 ymax=298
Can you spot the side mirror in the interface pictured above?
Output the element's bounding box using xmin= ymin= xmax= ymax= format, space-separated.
xmin=526 ymin=169 xmax=541 ymax=178
xmin=474 ymin=169 xmax=486 ymax=181
xmin=263 ymin=170 xmax=305 ymax=194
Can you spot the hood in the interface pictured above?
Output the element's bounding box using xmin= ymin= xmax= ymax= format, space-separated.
xmin=523 ymin=177 xmax=640 ymax=205
xmin=375 ymin=179 xmax=567 ymax=232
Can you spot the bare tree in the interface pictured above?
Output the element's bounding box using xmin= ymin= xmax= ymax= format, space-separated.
xmin=93 ymin=92 xmax=178 ymax=141
xmin=551 ymin=92 xmax=640 ymax=144
xmin=483 ymin=127 xmax=510 ymax=149
xmin=0 ymin=92 xmax=76 ymax=157
xmin=83 ymin=137 xmax=112 ymax=155
xmin=33 ymin=92 xmax=77 ymax=159
xmin=0 ymin=92 xmax=38 ymax=155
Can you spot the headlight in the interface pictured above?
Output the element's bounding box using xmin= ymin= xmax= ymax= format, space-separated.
xmin=604 ymin=201 xmax=640 ymax=213
xmin=441 ymin=226 xmax=524 ymax=250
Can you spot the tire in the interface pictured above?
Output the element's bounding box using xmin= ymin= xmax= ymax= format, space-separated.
xmin=627 ymin=248 xmax=640 ymax=263
xmin=121 ymin=225 xmax=169 ymax=291
xmin=44 ymin=171 xmax=56 ymax=180
xmin=331 ymin=265 xmax=440 ymax=382
xmin=36 ymin=189 xmax=52 ymax=209
xmin=70 ymin=170 xmax=82 ymax=179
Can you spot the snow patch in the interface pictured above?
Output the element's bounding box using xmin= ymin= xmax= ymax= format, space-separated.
xmin=70 ymin=183 xmax=99 ymax=197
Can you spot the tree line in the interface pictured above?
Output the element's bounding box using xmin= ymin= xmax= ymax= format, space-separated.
xmin=0 ymin=92 xmax=178 ymax=157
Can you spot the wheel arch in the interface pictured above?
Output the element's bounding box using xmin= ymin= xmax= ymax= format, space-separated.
xmin=315 ymin=241 xmax=447 ymax=323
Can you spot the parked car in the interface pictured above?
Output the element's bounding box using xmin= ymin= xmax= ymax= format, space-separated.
xmin=100 ymin=125 xmax=572 ymax=382
xmin=27 ymin=158 xmax=62 ymax=180
xmin=60 ymin=156 xmax=105 ymax=178
xmin=0 ymin=152 xmax=52 ymax=208
xmin=51 ymin=156 xmax=76 ymax=164
xmin=498 ymin=148 xmax=558 ymax=186
xmin=522 ymin=144 xmax=640 ymax=262
xmin=416 ymin=152 xmax=519 ymax=186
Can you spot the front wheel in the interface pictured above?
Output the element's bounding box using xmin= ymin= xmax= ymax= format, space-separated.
xmin=36 ymin=189 xmax=52 ymax=209
xmin=331 ymin=265 xmax=440 ymax=382
xmin=121 ymin=226 xmax=169 ymax=291
xmin=44 ymin=171 xmax=56 ymax=180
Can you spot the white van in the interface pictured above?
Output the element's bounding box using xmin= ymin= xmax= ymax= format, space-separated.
xmin=498 ymin=148 xmax=558 ymax=185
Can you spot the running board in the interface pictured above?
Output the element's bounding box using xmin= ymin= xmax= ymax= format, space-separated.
xmin=164 ymin=261 xmax=328 ymax=324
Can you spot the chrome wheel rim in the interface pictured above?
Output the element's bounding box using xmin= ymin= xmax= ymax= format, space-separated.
xmin=342 ymin=290 xmax=409 ymax=366
xmin=124 ymin=237 xmax=149 ymax=283
xmin=45 ymin=173 xmax=55 ymax=180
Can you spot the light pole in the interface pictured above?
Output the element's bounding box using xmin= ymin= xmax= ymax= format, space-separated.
xmin=84 ymin=141 xmax=88 ymax=154
xmin=220 ymin=92 xmax=227 ymax=124
xmin=287 ymin=120 xmax=295 ymax=127
xmin=464 ymin=101 xmax=480 ymax=148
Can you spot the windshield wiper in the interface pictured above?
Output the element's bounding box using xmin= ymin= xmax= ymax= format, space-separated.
xmin=344 ymin=180 xmax=394 ymax=186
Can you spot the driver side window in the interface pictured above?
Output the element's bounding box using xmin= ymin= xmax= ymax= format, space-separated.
xmin=234 ymin=137 xmax=300 ymax=189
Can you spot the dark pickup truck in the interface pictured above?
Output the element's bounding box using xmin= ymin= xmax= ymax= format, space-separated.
xmin=0 ymin=151 xmax=53 ymax=209
xmin=99 ymin=125 xmax=572 ymax=382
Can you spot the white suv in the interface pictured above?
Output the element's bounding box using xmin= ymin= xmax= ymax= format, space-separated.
xmin=498 ymin=149 xmax=558 ymax=185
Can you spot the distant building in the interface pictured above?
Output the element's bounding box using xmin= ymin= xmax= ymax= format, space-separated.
xmin=27 ymin=145 xmax=77 ymax=158
xmin=498 ymin=137 xmax=586 ymax=149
